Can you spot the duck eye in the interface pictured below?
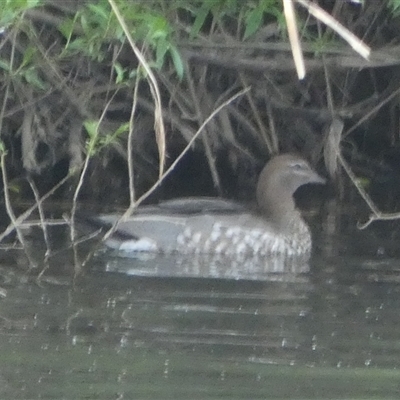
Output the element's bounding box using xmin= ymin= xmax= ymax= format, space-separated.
xmin=291 ymin=162 xmax=304 ymax=170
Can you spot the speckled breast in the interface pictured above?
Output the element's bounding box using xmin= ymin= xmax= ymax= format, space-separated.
xmin=173 ymin=215 xmax=312 ymax=257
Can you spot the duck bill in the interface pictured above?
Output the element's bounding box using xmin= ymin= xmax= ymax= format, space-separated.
xmin=310 ymin=171 xmax=326 ymax=185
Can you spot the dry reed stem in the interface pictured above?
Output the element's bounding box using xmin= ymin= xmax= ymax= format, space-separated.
xmin=285 ymin=0 xmax=371 ymax=79
xmin=296 ymin=0 xmax=370 ymax=60
xmin=108 ymin=0 xmax=166 ymax=178
xmin=186 ymin=64 xmax=222 ymax=194
xmin=321 ymin=31 xmax=340 ymax=176
xmin=239 ymin=73 xmax=277 ymax=154
xmin=283 ymin=0 xmax=305 ymax=79
xmin=127 ymin=64 xmax=141 ymax=205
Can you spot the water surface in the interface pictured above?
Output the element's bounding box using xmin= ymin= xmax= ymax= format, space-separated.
xmin=0 ymin=207 xmax=400 ymax=399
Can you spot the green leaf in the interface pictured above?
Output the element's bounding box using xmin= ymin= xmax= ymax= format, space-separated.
xmin=155 ymin=38 xmax=169 ymax=69
xmin=87 ymin=3 xmax=110 ymax=23
xmin=8 ymin=182 xmax=20 ymax=194
xmin=21 ymin=45 xmax=36 ymax=69
xmin=147 ymin=15 xmax=169 ymax=40
xmin=389 ymin=0 xmax=400 ymax=15
xmin=224 ymin=0 xmax=239 ymax=14
xmin=26 ymin=0 xmax=41 ymax=7
xmin=113 ymin=122 xmax=129 ymax=137
xmin=59 ymin=18 xmax=76 ymax=40
xmin=83 ymin=120 xmax=99 ymax=139
xmin=23 ymin=66 xmax=46 ymax=90
xmin=0 ymin=140 xmax=7 ymax=154
xmin=0 ymin=59 xmax=10 ymax=72
xmin=80 ymin=13 xmax=89 ymax=35
xmin=244 ymin=7 xmax=263 ymax=40
xmin=114 ymin=62 xmax=126 ymax=84
xmin=67 ymin=37 xmax=86 ymax=52
xmin=0 ymin=10 xmax=18 ymax=26
xmin=115 ymin=24 xmax=125 ymax=41
xmin=356 ymin=177 xmax=370 ymax=189
xmin=190 ymin=3 xmax=211 ymax=39
xmin=83 ymin=120 xmax=100 ymax=155
xmin=128 ymin=68 xmax=138 ymax=80
xmin=169 ymin=45 xmax=184 ymax=79
xmin=101 ymin=123 xmax=129 ymax=146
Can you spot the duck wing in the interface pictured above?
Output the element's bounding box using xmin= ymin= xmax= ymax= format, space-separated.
xmin=141 ymin=197 xmax=246 ymax=215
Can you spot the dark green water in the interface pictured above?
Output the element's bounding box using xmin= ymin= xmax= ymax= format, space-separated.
xmin=1 ymin=207 xmax=400 ymax=399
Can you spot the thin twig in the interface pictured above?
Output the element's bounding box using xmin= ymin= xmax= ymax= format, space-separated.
xmin=27 ymin=177 xmax=51 ymax=279
xmin=358 ymin=211 xmax=400 ymax=229
xmin=100 ymin=87 xmax=251 ymax=245
xmin=70 ymin=91 xmax=119 ymax=244
xmin=344 ymin=85 xmax=400 ymax=138
xmin=239 ymin=73 xmax=274 ymax=153
xmin=337 ymin=152 xmax=384 ymax=229
xmin=1 ymin=152 xmax=37 ymax=268
xmin=0 ymin=172 xmax=74 ymax=243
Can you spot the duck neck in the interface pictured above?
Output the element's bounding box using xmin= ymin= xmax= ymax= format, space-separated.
xmin=259 ymin=190 xmax=301 ymax=233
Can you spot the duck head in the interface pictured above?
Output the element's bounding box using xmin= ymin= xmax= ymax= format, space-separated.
xmin=256 ymin=154 xmax=325 ymax=230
